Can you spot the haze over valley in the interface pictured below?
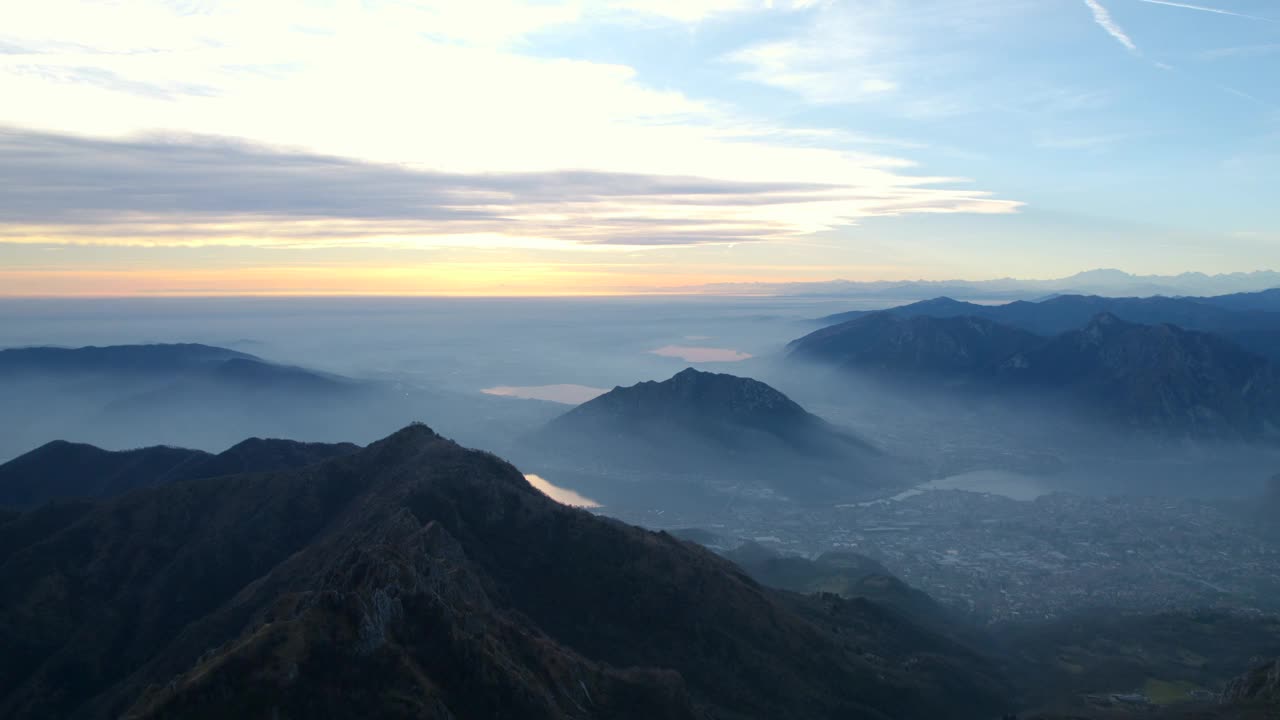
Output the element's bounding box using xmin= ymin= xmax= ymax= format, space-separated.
xmin=6 ymin=0 xmax=1280 ymax=716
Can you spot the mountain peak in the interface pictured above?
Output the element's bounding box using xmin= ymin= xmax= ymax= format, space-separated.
xmin=671 ymin=366 xmax=708 ymax=381
xmin=789 ymin=311 xmax=1042 ymax=376
xmin=0 ymin=435 xmax=368 ymax=508
xmin=533 ymin=370 xmax=905 ymax=505
xmin=370 ymin=422 xmax=440 ymax=450
xmin=594 ymin=368 xmax=809 ymax=421
xmin=0 ymin=425 xmax=1003 ymax=720
xmin=1069 ymin=268 xmax=1132 ymax=280
xmin=1078 ymin=311 xmax=1140 ymax=344
xmin=1086 ymin=311 xmax=1128 ymax=329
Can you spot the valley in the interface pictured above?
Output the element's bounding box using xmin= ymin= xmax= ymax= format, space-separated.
xmin=624 ymin=488 xmax=1280 ymax=623
xmin=5 ymin=286 xmax=1280 ymax=718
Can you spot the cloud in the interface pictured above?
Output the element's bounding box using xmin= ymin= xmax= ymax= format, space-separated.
xmin=0 ymin=1 xmax=994 ymax=186
xmin=0 ymin=1 xmax=1020 ymax=255
xmin=1083 ymin=0 xmax=1139 ymax=54
xmin=725 ymin=1 xmax=1044 ymax=115
xmin=730 ymin=37 xmax=899 ymax=105
xmin=0 ymin=127 xmax=1021 ymax=248
xmin=607 ymin=0 xmax=819 ymax=23
xmin=725 ymin=1 xmax=909 ymax=106
xmin=1200 ymin=43 xmax=1280 ymax=59
xmin=1134 ymin=0 xmax=1273 ymax=22
xmin=9 ymin=64 xmax=218 ymax=100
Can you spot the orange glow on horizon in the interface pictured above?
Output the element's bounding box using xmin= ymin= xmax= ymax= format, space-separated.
xmin=0 ymin=264 xmax=845 ymax=297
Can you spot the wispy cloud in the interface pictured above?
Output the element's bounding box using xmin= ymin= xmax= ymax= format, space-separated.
xmin=1083 ymin=0 xmax=1139 ymax=53
xmin=0 ymin=128 xmax=1022 ymax=249
xmin=1134 ymin=0 xmax=1273 ymax=22
xmin=727 ymin=0 xmax=1042 ymax=116
xmin=1219 ymin=85 xmax=1268 ymax=106
xmin=1200 ymin=43 xmax=1280 ymax=59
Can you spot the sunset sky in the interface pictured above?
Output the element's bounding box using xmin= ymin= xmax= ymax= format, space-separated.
xmin=2 ymin=0 xmax=1277 ymax=295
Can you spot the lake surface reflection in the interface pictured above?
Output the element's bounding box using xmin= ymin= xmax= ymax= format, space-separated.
xmin=849 ymin=469 xmax=1051 ymax=507
xmin=649 ymin=345 xmax=752 ymax=362
xmin=929 ymin=469 xmax=1051 ymax=501
xmin=482 ymin=384 xmax=608 ymax=404
xmin=525 ymin=474 xmax=602 ymax=508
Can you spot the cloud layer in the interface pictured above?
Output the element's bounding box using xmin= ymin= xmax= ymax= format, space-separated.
xmin=0 ymin=127 xmax=1021 ymax=248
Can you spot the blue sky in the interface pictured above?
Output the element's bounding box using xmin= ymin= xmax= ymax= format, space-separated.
xmin=1 ymin=0 xmax=1277 ymax=294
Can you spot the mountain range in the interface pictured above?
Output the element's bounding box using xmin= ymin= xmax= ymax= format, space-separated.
xmin=0 ymin=424 xmax=1007 ymax=719
xmin=695 ymin=269 xmax=1280 ymax=301
xmin=524 ymin=368 xmax=912 ymax=506
xmin=0 ymin=343 xmax=563 ymax=461
xmin=0 ymin=343 xmax=251 ymax=373
xmin=790 ymin=312 xmax=1043 ymax=380
xmin=816 ymin=291 xmax=1280 ymax=362
xmin=0 ymin=437 xmax=359 ymax=508
xmin=791 ymin=312 xmax=1280 ymax=441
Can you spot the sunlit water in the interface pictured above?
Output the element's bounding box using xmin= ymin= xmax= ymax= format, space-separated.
xmin=482 ymin=384 xmax=607 ymax=404
xmin=649 ymin=345 xmax=753 ymax=362
xmin=525 ymin=473 xmax=601 ymax=508
xmin=848 ymin=469 xmax=1052 ymax=507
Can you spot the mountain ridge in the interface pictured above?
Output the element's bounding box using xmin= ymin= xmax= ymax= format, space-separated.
xmin=529 ymin=368 xmax=910 ymax=505
xmin=815 ymin=291 xmax=1280 ymax=362
xmin=0 ymin=423 xmax=1007 ymax=720
xmin=0 ymin=436 xmax=361 ymax=508
xmin=790 ymin=312 xmax=1280 ymax=441
xmin=695 ymin=269 xmax=1280 ymax=300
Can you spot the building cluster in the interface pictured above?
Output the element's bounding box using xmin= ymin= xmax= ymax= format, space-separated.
xmin=613 ymin=488 xmax=1280 ymax=623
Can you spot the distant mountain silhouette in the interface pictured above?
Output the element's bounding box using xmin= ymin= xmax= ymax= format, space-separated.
xmin=791 ymin=313 xmax=1280 ymax=441
xmin=528 ymin=368 xmax=912 ymax=505
xmin=180 ymin=436 xmax=361 ymax=478
xmin=1201 ymin=288 xmax=1280 ymax=313
xmin=0 ymin=424 xmax=1007 ymax=719
xmin=0 ymin=343 xmax=408 ymax=460
xmin=0 ymin=437 xmax=360 ymax=508
xmin=789 ymin=312 xmax=1042 ymax=378
xmin=816 ymin=291 xmax=1280 ymax=361
xmin=698 ymin=269 xmax=1280 ymax=301
xmin=0 ymin=441 xmax=208 ymax=508
xmin=0 ymin=343 xmax=253 ymax=374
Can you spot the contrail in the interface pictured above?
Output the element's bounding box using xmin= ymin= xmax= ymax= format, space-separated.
xmin=1135 ymin=0 xmax=1274 ymax=21
xmin=1084 ymin=0 xmax=1139 ymax=53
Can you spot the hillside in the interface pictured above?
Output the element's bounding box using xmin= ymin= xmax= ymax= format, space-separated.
xmin=816 ymin=292 xmax=1280 ymax=362
xmin=528 ymin=368 xmax=912 ymax=506
xmin=0 ymin=424 xmax=1008 ymax=720
xmin=0 ymin=342 xmax=568 ymax=462
xmin=0 ymin=437 xmax=360 ymax=508
xmin=721 ymin=543 xmax=960 ymax=638
xmin=791 ymin=312 xmax=1280 ymax=441
xmin=789 ymin=312 xmax=1042 ymax=378
xmin=0 ymin=343 xmax=253 ymax=375
xmin=999 ymin=314 xmax=1280 ymax=439
xmin=1001 ymin=610 xmax=1280 ymax=717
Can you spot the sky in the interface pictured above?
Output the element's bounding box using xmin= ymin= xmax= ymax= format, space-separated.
xmin=1 ymin=0 xmax=1278 ymax=296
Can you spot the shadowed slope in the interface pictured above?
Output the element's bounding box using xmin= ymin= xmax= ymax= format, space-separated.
xmin=791 ymin=311 xmax=1280 ymax=441
xmin=790 ymin=312 xmax=1042 ymax=378
xmin=532 ymin=368 xmax=912 ymax=505
xmin=0 ymin=424 xmax=1006 ymax=720
xmin=0 ymin=437 xmax=360 ymax=508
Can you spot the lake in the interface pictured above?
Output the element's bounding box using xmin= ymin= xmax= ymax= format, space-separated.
xmin=525 ymin=473 xmax=602 ymax=508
